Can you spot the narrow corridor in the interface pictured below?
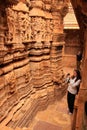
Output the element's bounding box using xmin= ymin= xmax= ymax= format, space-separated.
xmin=28 ymin=68 xmax=73 ymax=130
xmin=0 ymin=0 xmax=86 ymax=130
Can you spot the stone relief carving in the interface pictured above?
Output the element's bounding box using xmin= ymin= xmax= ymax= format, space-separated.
xmin=5 ymin=71 xmax=16 ymax=95
xmin=46 ymin=19 xmax=53 ymax=41
xmin=5 ymin=6 xmax=31 ymax=44
xmin=18 ymin=12 xmax=31 ymax=43
xmin=31 ymin=17 xmax=46 ymax=41
xmin=5 ymin=7 xmax=15 ymax=44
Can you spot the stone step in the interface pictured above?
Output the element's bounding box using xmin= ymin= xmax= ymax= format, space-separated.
xmin=0 ymin=126 xmax=31 ymax=130
xmin=15 ymin=127 xmax=31 ymax=130
xmin=0 ymin=125 xmax=13 ymax=130
xmin=33 ymin=121 xmax=62 ymax=130
xmin=15 ymin=127 xmax=21 ymax=130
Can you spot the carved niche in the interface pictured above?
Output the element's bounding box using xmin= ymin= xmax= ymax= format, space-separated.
xmin=44 ymin=9 xmax=53 ymax=41
xmin=17 ymin=11 xmax=31 ymax=43
xmin=5 ymin=2 xmax=31 ymax=44
xmin=29 ymin=7 xmax=46 ymax=41
xmin=31 ymin=16 xmax=46 ymax=41
xmin=5 ymin=7 xmax=16 ymax=44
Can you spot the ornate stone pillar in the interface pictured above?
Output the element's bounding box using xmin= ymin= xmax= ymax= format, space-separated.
xmin=29 ymin=0 xmax=45 ymax=93
xmin=43 ymin=0 xmax=54 ymax=102
xmin=51 ymin=0 xmax=68 ymax=84
xmin=0 ymin=2 xmax=33 ymax=124
xmin=0 ymin=5 xmax=8 ymax=123
xmin=70 ymin=1 xmax=87 ymax=129
xmin=29 ymin=0 xmax=50 ymax=111
xmin=0 ymin=3 xmax=19 ymax=123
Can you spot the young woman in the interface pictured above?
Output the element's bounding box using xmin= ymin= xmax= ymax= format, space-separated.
xmin=67 ymin=69 xmax=81 ymax=114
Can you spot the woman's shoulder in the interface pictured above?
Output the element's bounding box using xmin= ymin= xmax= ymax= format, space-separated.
xmin=70 ymin=77 xmax=76 ymax=81
xmin=77 ymin=79 xmax=81 ymax=82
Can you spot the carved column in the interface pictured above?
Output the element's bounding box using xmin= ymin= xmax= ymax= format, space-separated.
xmin=70 ymin=1 xmax=87 ymax=129
xmin=0 ymin=5 xmax=8 ymax=122
xmin=43 ymin=0 xmax=54 ymax=102
xmin=0 ymin=4 xmax=19 ymax=123
xmin=0 ymin=2 xmax=33 ymax=124
xmin=29 ymin=0 xmax=50 ymax=110
xmin=51 ymin=0 xmax=68 ymax=84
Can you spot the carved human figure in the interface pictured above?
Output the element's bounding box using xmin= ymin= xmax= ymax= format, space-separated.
xmin=18 ymin=11 xmax=30 ymax=42
xmin=5 ymin=8 xmax=15 ymax=43
xmin=31 ymin=17 xmax=45 ymax=41
xmin=46 ymin=19 xmax=53 ymax=40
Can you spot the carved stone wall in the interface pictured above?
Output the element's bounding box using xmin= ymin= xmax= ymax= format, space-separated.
xmin=64 ymin=29 xmax=81 ymax=55
xmin=0 ymin=0 xmax=68 ymax=129
xmin=63 ymin=29 xmax=82 ymax=67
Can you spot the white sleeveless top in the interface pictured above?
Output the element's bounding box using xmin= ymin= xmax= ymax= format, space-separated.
xmin=67 ymin=77 xmax=81 ymax=95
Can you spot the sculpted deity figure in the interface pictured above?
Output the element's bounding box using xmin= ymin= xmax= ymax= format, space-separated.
xmin=18 ymin=12 xmax=30 ymax=42
xmin=5 ymin=8 xmax=15 ymax=43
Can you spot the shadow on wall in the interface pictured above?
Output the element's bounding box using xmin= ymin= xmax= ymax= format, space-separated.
xmin=85 ymin=102 xmax=87 ymax=116
xmin=63 ymin=54 xmax=76 ymax=68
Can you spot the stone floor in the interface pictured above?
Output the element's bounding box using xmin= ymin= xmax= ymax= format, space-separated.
xmin=28 ymin=67 xmax=74 ymax=130
xmin=29 ymin=94 xmax=72 ymax=130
